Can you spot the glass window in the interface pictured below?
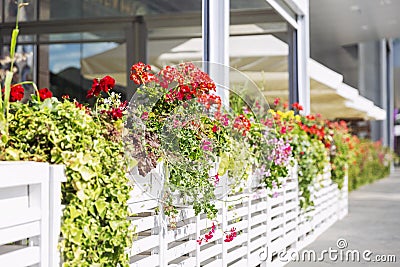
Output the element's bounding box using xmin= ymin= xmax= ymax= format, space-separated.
xmin=148 ymin=14 xmax=202 ymax=69
xmin=5 ymin=0 xmax=36 ymax=22
xmin=39 ymin=41 xmax=126 ymax=103
xmin=39 ymin=31 xmax=125 ymax=43
xmin=0 ymin=42 xmax=34 ymax=101
xmin=229 ymin=4 xmax=289 ymax=109
xmin=230 ymin=0 xmax=272 ymax=11
xmin=39 ymin=0 xmax=202 ymax=20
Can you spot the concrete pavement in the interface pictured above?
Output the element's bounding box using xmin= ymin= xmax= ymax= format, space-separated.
xmin=286 ymin=170 xmax=400 ymax=266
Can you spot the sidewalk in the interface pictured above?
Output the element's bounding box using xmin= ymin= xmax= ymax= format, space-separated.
xmin=287 ymin=170 xmax=400 ymax=266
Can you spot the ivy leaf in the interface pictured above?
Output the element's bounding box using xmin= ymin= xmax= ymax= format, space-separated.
xmin=76 ymin=190 xmax=86 ymax=201
xmin=218 ymin=152 xmax=231 ymax=176
xmin=95 ymin=198 xmax=107 ymax=218
xmin=79 ymin=166 xmax=96 ymax=181
xmin=69 ymin=206 xmax=80 ymax=220
xmin=71 ymin=229 xmax=83 ymax=244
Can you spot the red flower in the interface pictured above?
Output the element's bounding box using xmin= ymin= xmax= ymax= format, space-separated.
xmin=233 ymin=115 xmax=251 ymax=136
xmin=292 ymin=102 xmax=303 ymax=111
xmin=104 ymin=101 xmax=127 ymax=120
xmin=274 ymin=98 xmax=280 ymax=106
xmin=99 ymin=75 xmax=115 ymax=93
xmin=75 ymin=101 xmax=84 ymax=110
xmin=2 ymin=84 xmax=25 ymax=102
xmin=212 ymin=125 xmax=219 ymax=133
xmin=38 ymin=88 xmax=53 ymax=101
xmin=130 ymin=62 xmax=156 ymax=85
xmin=87 ymin=75 xmax=116 ymax=98
xmin=197 ymin=93 xmax=221 ymax=110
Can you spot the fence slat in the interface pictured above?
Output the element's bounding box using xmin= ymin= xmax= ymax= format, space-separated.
xmin=126 ymin=162 xmax=348 ymax=267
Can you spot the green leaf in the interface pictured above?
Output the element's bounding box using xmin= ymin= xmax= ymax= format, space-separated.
xmin=10 ymin=29 xmax=19 ymax=59
xmin=95 ymin=198 xmax=107 ymax=218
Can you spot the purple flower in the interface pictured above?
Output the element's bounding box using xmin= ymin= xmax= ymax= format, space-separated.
xmin=272 ymin=192 xmax=279 ymax=198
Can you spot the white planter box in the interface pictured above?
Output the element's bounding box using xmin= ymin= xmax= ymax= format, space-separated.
xmin=127 ymin=162 xmax=348 ymax=267
xmin=0 ymin=162 xmax=65 ymax=267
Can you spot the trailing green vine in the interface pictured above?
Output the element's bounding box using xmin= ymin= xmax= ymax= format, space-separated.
xmin=3 ymin=98 xmax=132 ymax=266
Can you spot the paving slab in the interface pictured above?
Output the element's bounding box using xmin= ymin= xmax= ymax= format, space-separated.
xmin=286 ymin=170 xmax=400 ymax=266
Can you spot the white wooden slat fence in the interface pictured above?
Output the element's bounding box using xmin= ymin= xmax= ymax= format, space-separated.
xmin=0 ymin=162 xmax=65 ymax=267
xmin=0 ymin=161 xmax=347 ymax=267
xmin=128 ymin=162 xmax=348 ymax=267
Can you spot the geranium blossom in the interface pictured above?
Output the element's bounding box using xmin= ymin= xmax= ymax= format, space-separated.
xmin=233 ymin=114 xmax=251 ymax=136
xmin=292 ymin=102 xmax=303 ymax=111
xmin=87 ymin=75 xmax=116 ymax=98
xmin=38 ymin=88 xmax=52 ymax=101
xmin=2 ymin=84 xmax=24 ymax=102
xmin=197 ymin=222 xmax=216 ymax=245
xmin=224 ymin=227 xmax=237 ymax=242
xmin=130 ymin=62 xmax=157 ymax=85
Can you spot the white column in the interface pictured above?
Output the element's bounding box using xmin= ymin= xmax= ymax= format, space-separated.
xmin=297 ymin=1 xmax=310 ymax=114
xmin=202 ymin=0 xmax=230 ymax=107
xmin=380 ymin=39 xmax=388 ymax=147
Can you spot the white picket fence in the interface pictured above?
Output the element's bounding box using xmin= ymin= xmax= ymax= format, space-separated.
xmin=0 ymin=162 xmax=65 ymax=267
xmin=0 ymin=161 xmax=347 ymax=267
xmin=128 ymin=162 xmax=348 ymax=267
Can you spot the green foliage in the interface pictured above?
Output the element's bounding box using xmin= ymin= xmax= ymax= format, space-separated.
xmin=290 ymin=130 xmax=329 ymax=209
xmin=330 ymin=132 xmax=350 ymax=189
xmin=2 ymin=99 xmax=132 ymax=266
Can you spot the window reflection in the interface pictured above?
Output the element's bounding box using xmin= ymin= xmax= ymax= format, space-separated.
xmin=0 ymin=42 xmax=34 ymax=101
xmin=5 ymin=0 xmax=36 ymax=22
xmin=39 ymin=0 xmax=202 ymax=20
xmin=39 ymin=41 xmax=126 ymax=103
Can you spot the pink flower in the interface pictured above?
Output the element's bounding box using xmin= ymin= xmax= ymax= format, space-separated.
xmin=213 ymin=174 xmax=219 ymax=186
xmin=202 ymin=140 xmax=212 ymax=151
xmin=197 ymin=222 xmax=217 ymax=245
xmin=224 ymin=227 xmax=237 ymax=242
xmin=141 ymin=112 xmax=149 ymax=120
